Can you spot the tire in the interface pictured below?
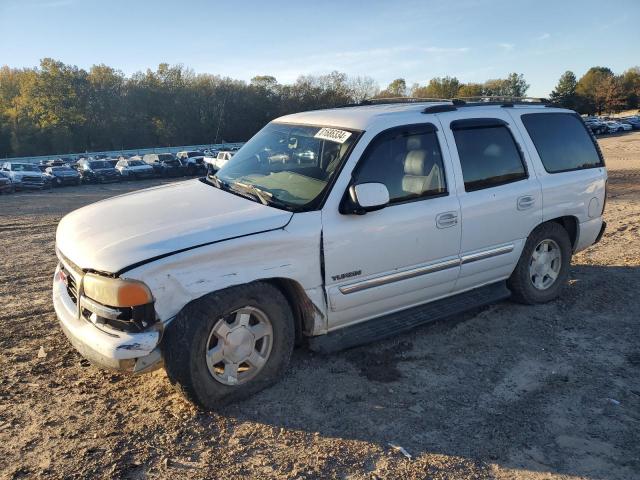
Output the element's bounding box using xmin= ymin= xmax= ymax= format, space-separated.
xmin=163 ymin=281 xmax=295 ymax=409
xmin=507 ymin=222 xmax=572 ymax=305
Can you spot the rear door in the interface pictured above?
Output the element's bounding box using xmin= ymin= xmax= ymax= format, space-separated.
xmin=436 ymin=110 xmax=542 ymax=291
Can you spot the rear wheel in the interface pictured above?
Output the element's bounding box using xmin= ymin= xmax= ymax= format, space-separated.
xmin=507 ymin=222 xmax=572 ymax=304
xmin=163 ymin=282 xmax=295 ymax=409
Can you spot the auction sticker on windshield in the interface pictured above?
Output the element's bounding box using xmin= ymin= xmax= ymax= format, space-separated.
xmin=314 ymin=128 xmax=352 ymax=144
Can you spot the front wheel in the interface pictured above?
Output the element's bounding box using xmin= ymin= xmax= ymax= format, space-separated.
xmin=163 ymin=282 xmax=295 ymax=409
xmin=507 ymin=222 xmax=572 ymax=304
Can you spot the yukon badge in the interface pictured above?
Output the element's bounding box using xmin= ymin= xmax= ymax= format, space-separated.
xmin=331 ymin=270 xmax=362 ymax=282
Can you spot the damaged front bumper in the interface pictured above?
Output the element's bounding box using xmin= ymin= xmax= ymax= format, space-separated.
xmin=53 ymin=264 xmax=163 ymax=374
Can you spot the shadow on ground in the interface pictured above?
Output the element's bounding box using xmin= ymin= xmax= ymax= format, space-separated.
xmin=211 ymin=264 xmax=640 ymax=479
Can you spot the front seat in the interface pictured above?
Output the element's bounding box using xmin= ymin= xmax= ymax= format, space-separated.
xmin=402 ymin=146 xmax=443 ymax=196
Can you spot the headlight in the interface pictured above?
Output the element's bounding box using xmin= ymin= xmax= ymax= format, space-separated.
xmin=83 ymin=273 xmax=153 ymax=307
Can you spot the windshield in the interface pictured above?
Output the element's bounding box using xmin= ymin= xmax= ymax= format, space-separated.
xmin=89 ymin=161 xmax=110 ymax=169
xmin=12 ymin=163 xmax=39 ymax=172
xmin=129 ymin=160 xmax=144 ymax=166
xmin=212 ymin=123 xmax=359 ymax=210
xmin=158 ymin=154 xmax=174 ymax=161
xmin=187 ymin=151 xmax=202 ymax=158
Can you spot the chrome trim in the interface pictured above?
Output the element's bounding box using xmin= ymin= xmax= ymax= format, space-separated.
xmin=460 ymin=244 xmax=514 ymax=265
xmin=339 ymin=258 xmax=460 ymax=295
xmin=337 ymin=244 xmax=516 ymax=295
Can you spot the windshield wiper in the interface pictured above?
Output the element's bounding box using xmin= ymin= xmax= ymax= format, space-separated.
xmin=206 ymin=174 xmax=229 ymax=191
xmin=231 ymin=182 xmax=291 ymax=210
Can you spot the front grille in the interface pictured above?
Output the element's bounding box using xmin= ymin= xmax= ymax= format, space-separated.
xmin=22 ymin=176 xmax=44 ymax=183
xmin=64 ymin=267 xmax=79 ymax=305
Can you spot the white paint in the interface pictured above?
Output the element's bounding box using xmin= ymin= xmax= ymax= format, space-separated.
xmin=56 ymin=179 xmax=292 ymax=273
xmin=53 ymin=102 xmax=607 ymax=372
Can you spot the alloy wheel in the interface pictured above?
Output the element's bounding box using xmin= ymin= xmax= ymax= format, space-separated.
xmin=529 ymin=239 xmax=562 ymax=290
xmin=205 ymin=306 xmax=273 ymax=385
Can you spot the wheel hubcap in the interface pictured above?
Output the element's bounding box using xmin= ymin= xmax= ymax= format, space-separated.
xmin=529 ymin=239 xmax=562 ymax=290
xmin=205 ymin=306 xmax=273 ymax=385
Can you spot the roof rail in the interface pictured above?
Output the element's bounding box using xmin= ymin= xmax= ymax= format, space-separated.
xmin=335 ymin=97 xmax=452 ymax=108
xmin=422 ymin=96 xmax=554 ymax=113
xmin=333 ymin=95 xmax=556 ymax=111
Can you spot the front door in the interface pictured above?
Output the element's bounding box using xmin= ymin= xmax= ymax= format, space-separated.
xmin=321 ymin=123 xmax=462 ymax=330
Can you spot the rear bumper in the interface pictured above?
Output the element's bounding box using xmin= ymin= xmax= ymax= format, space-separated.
xmin=594 ymin=221 xmax=607 ymax=245
xmin=575 ymin=217 xmax=605 ymax=253
xmin=52 ymin=265 xmax=162 ymax=373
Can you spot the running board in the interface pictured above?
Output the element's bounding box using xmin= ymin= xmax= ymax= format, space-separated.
xmin=309 ymin=282 xmax=511 ymax=354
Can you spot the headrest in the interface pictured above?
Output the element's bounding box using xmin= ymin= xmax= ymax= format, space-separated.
xmin=406 ymin=135 xmax=422 ymax=150
xmin=404 ymin=150 xmax=427 ymax=176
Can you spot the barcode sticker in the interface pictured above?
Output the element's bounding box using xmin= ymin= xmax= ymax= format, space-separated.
xmin=314 ymin=128 xmax=352 ymax=144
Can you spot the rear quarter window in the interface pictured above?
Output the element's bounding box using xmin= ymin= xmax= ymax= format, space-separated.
xmin=521 ymin=113 xmax=604 ymax=173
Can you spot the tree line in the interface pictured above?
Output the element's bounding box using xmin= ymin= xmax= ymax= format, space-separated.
xmin=0 ymin=59 xmax=638 ymax=158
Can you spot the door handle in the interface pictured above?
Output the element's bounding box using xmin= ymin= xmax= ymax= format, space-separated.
xmin=436 ymin=211 xmax=458 ymax=228
xmin=517 ymin=195 xmax=536 ymax=210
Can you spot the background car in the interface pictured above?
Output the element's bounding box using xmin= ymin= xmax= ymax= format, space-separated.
xmin=604 ymin=121 xmax=629 ymax=133
xmin=584 ymin=119 xmax=608 ymax=135
xmin=176 ymin=150 xmax=206 ymax=175
xmin=142 ymin=153 xmax=185 ymax=177
xmin=620 ymin=117 xmax=640 ymax=130
xmin=0 ymin=171 xmax=15 ymax=194
xmin=76 ymin=158 xmax=121 ymax=183
xmin=204 ymin=150 xmax=235 ymax=171
xmin=0 ymin=162 xmax=50 ymax=190
xmin=115 ymin=158 xmax=155 ymax=179
xmin=45 ymin=165 xmax=81 ymax=186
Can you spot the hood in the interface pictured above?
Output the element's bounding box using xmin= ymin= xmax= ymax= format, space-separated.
xmin=56 ymin=179 xmax=293 ymax=274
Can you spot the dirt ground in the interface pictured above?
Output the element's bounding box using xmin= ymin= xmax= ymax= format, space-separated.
xmin=1 ymin=133 xmax=639 ymax=480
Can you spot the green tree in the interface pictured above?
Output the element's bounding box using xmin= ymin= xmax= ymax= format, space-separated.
xmin=576 ymin=67 xmax=614 ymax=114
xmin=621 ymin=67 xmax=640 ymax=109
xmin=502 ymin=72 xmax=530 ymax=97
xmin=549 ymin=71 xmax=579 ymax=109
xmin=413 ymin=76 xmax=460 ymax=99
xmin=378 ymin=78 xmax=406 ymax=97
xmin=457 ymin=83 xmax=484 ymax=98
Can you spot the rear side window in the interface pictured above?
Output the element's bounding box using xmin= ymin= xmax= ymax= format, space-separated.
xmin=452 ymin=120 xmax=527 ymax=192
xmin=521 ymin=113 xmax=604 ymax=173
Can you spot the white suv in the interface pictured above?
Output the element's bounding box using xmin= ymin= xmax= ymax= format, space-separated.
xmin=204 ymin=150 xmax=235 ymax=171
xmin=53 ymin=100 xmax=607 ymax=408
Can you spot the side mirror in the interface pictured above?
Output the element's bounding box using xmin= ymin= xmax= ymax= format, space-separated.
xmin=342 ymin=182 xmax=389 ymax=215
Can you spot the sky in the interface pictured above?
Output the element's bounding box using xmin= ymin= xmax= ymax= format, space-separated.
xmin=1 ymin=0 xmax=638 ymax=97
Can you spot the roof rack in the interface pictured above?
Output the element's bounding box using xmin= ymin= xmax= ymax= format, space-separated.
xmin=335 ymin=96 xmax=555 ymax=111
xmin=422 ymin=96 xmax=553 ymax=113
xmin=335 ymin=97 xmax=452 ymax=108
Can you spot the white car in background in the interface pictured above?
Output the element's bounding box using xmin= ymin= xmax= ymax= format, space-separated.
xmin=604 ymin=121 xmax=631 ymax=133
xmin=1 ymin=161 xmax=50 ymax=190
xmin=176 ymin=151 xmax=206 ymax=175
xmin=204 ymin=150 xmax=235 ymax=171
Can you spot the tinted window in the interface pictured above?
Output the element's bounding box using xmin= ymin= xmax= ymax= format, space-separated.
xmin=353 ymin=126 xmax=446 ymax=203
xmin=452 ymin=124 xmax=527 ymax=191
xmin=521 ymin=113 xmax=604 ymax=173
